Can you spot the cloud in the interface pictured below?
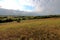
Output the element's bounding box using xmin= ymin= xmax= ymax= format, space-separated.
xmin=35 ymin=0 xmax=60 ymax=15
xmin=0 ymin=0 xmax=43 ymax=12
xmin=0 ymin=0 xmax=60 ymax=15
xmin=0 ymin=0 xmax=20 ymax=10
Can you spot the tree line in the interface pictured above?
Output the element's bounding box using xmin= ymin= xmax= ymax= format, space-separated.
xmin=0 ymin=15 xmax=60 ymax=23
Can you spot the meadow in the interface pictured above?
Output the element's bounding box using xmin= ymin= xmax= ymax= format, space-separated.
xmin=0 ymin=16 xmax=60 ymax=40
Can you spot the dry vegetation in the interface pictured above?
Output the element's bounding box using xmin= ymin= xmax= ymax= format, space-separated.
xmin=0 ymin=18 xmax=60 ymax=40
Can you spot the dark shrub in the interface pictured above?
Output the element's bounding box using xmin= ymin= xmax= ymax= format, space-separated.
xmin=17 ymin=18 xmax=21 ymax=23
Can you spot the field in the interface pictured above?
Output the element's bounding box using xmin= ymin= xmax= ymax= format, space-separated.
xmin=0 ymin=18 xmax=60 ymax=40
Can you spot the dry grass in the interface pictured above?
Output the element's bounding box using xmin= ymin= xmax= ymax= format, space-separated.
xmin=0 ymin=18 xmax=60 ymax=40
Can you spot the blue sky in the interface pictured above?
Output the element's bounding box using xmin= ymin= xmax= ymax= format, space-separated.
xmin=0 ymin=0 xmax=60 ymax=14
xmin=23 ymin=5 xmax=34 ymax=10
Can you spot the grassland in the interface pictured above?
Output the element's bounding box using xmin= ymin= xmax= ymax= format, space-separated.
xmin=0 ymin=18 xmax=60 ymax=40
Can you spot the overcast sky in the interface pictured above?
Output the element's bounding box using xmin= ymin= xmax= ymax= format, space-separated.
xmin=0 ymin=0 xmax=60 ymax=14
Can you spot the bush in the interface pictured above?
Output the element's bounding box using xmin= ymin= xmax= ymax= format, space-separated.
xmin=17 ymin=18 xmax=21 ymax=23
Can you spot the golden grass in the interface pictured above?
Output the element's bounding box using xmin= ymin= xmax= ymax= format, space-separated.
xmin=0 ymin=18 xmax=60 ymax=40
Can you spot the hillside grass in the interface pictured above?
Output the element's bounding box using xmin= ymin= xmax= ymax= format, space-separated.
xmin=0 ymin=18 xmax=60 ymax=40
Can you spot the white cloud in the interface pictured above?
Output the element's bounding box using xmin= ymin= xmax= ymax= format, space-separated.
xmin=0 ymin=0 xmax=20 ymax=10
xmin=0 ymin=0 xmax=43 ymax=12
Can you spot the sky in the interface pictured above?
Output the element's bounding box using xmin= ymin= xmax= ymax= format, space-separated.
xmin=0 ymin=0 xmax=43 ymax=12
xmin=0 ymin=0 xmax=60 ymax=14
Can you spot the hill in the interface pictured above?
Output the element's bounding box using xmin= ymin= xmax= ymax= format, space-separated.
xmin=0 ymin=18 xmax=60 ymax=40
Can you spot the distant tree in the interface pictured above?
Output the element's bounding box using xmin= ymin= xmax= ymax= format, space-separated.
xmin=17 ymin=18 xmax=22 ymax=23
xmin=4 ymin=18 xmax=13 ymax=22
